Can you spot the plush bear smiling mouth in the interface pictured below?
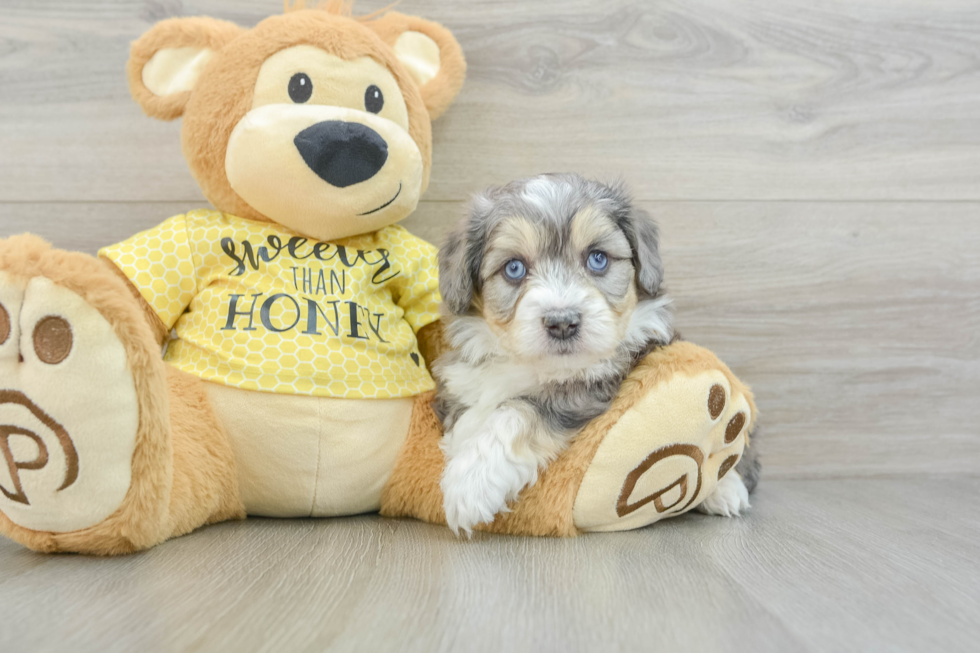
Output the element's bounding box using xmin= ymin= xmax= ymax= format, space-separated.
xmin=225 ymin=103 xmax=423 ymax=242
xmin=358 ymin=181 xmax=403 ymax=216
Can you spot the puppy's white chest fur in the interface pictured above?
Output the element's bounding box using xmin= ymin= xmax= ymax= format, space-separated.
xmin=437 ymin=352 xmax=551 ymax=460
xmin=441 ymin=358 xmax=537 ymax=415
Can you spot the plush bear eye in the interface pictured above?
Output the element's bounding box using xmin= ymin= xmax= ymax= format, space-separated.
xmin=587 ymin=250 xmax=609 ymax=272
xmin=365 ymin=85 xmax=384 ymax=113
xmin=503 ymin=259 xmax=527 ymax=281
xmin=288 ymin=73 xmax=312 ymax=103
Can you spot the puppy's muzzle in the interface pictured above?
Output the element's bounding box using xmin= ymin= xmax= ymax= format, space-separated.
xmin=543 ymin=310 xmax=581 ymax=341
xmin=294 ymin=121 xmax=388 ymax=188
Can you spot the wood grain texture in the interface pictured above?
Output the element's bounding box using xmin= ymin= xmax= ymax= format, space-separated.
xmin=1 ymin=0 xmax=980 ymax=201
xmin=0 ymin=478 xmax=977 ymax=653
xmin=2 ymin=2 xmax=979 ymax=647
xmin=3 ymin=199 xmax=976 ymax=479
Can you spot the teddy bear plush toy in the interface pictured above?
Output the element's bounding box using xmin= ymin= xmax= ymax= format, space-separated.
xmin=0 ymin=2 xmax=756 ymax=554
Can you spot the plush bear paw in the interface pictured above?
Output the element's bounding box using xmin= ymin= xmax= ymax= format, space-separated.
xmin=0 ymin=269 xmax=141 ymax=535
xmin=572 ymin=357 xmax=752 ymax=532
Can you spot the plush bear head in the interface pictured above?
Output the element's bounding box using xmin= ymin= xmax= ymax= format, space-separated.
xmin=127 ymin=1 xmax=465 ymax=241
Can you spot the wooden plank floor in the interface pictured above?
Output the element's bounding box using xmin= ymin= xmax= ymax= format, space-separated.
xmin=1 ymin=0 xmax=979 ymax=651
xmin=1 ymin=478 xmax=978 ymax=653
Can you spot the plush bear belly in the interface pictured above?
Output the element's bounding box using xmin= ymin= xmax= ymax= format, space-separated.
xmin=204 ymin=381 xmax=413 ymax=517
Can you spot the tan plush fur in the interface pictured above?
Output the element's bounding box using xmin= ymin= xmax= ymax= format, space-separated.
xmin=166 ymin=368 xmax=246 ymax=538
xmin=369 ymin=11 xmax=467 ymax=120
xmin=0 ymin=236 xmax=173 ymax=553
xmin=415 ymin=320 xmax=448 ymax=370
xmin=0 ymin=236 xmax=244 ymax=554
xmin=103 ymin=259 xmax=170 ymax=346
xmin=126 ymin=17 xmax=244 ymax=121
xmin=379 ymin=391 xmax=446 ymax=525
xmin=380 ymin=341 xmax=757 ymax=536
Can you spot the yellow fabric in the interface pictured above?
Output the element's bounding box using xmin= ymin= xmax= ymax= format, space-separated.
xmin=100 ymin=209 xmax=440 ymax=399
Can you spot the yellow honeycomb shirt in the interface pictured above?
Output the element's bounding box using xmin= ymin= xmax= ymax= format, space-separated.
xmin=100 ymin=209 xmax=441 ymax=399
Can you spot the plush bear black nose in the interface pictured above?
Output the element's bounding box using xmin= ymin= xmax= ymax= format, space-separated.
xmin=543 ymin=311 xmax=581 ymax=341
xmin=294 ymin=121 xmax=388 ymax=188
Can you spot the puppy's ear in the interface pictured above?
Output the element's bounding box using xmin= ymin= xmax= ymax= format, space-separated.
xmin=439 ymin=194 xmax=492 ymax=315
xmin=628 ymin=207 xmax=665 ymax=297
xmin=127 ymin=17 xmax=243 ymax=120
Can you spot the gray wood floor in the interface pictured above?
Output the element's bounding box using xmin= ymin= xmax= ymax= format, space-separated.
xmin=1 ymin=0 xmax=978 ymax=651
xmin=1 ymin=479 xmax=978 ymax=653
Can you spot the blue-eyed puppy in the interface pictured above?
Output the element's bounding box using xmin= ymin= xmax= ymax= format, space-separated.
xmin=434 ymin=174 xmax=676 ymax=534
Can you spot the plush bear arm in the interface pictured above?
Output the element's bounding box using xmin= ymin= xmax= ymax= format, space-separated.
xmin=416 ymin=319 xmax=447 ymax=368
xmin=102 ymin=258 xmax=170 ymax=347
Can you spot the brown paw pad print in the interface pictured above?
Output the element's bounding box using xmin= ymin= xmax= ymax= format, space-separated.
xmin=615 ymin=380 xmax=749 ymax=518
xmin=0 ymin=303 xmax=10 ymax=345
xmin=717 ymin=454 xmax=739 ymax=480
xmin=708 ymin=384 xmax=726 ymax=419
xmin=0 ymin=391 xmax=79 ymax=506
xmin=707 ymin=383 xmax=747 ymax=445
xmin=0 ymin=299 xmax=74 ymax=364
xmin=573 ymin=368 xmax=753 ymax=532
xmin=616 ymin=444 xmax=704 ymax=518
xmin=725 ymin=412 xmax=746 ymax=444
xmin=32 ymin=316 xmax=73 ymax=364
xmin=706 ymin=382 xmax=747 ymax=482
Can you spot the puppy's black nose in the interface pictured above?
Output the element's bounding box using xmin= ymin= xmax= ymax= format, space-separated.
xmin=543 ymin=312 xmax=581 ymax=341
xmin=294 ymin=121 xmax=388 ymax=188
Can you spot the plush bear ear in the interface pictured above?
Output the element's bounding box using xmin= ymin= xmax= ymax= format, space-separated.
xmin=127 ymin=17 xmax=243 ymax=121
xmin=368 ymin=12 xmax=466 ymax=120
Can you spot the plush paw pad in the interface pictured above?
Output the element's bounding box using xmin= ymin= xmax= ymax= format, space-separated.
xmin=573 ymin=368 xmax=750 ymax=532
xmin=0 ymin=272 xmax=139 ymax=533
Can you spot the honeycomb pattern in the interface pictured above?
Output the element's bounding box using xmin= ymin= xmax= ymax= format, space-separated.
xmin=99 ymin=209 xmax=440 ymax=399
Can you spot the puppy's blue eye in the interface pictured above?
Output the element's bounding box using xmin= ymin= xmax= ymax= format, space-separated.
xmin=504 ymin=259 xmax=527 ymax=281
xmin=587 ymin=250 xmax=608 ymax=272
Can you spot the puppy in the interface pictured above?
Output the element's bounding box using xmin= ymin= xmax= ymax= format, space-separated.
xmin=434 ymin=173 xmax=680 ymax=534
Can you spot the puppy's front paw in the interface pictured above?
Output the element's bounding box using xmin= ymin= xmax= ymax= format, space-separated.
xmin=440 ymin=450 xmax=512 ymax=536
xmin=696 ymin=471 xmax=751 ymax=517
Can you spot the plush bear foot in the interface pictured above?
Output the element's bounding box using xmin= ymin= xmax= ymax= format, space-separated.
xmin=0 ymin=272 xmax=140 ymax=531
xmin=0 ymin=236 xmax=174 ymax=554
xmin=571 ymin=343 xmax=754 ymax=532
xmin=380 ymin=341 xmax=757 ymax=536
